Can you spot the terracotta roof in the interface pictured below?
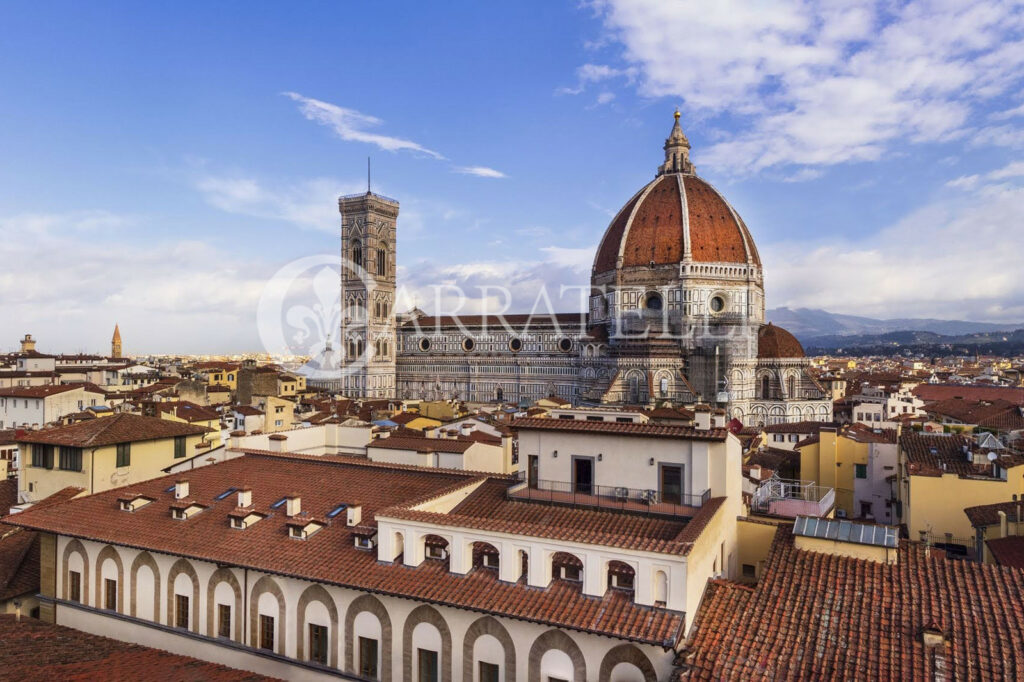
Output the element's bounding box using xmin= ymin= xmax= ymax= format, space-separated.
xmin=383 ymin=477 xmax=722 ymax=555
xmin=369 ymin=435 xmax=475 ymax=454
xmin=157 ymin=401 xmax=221 ymax=423
xmin=593 ymin=173 xmax=759 ymax=274
xmin=680 ymin=527 xmax=1024 ymax=679
xmin=763 ymin=420 xmax=833 ymax=433
xmin=913 ymin=383 xmax=1024 ymax=406
xmin=0 ymin=487 xmax=84 ymax=601
xmin=901 ymin=432 xmax=977 ymax=476
xmin=510 ymin=416 xmax=728 ymax=441
xmin=757 ymin=323 xmax=805 ymax=359
xmin=986 ymin=535 xmax=1024 ymax=569
xmin=0 ymin=614 xmax=275 ymax=681
xmin=964 ymin=499 xmax=1024 ymax=528
xmin=0 ymin=384 xmax=95 ymax=398
xmin=15 ymin=413 xmax=210 ymax=447
xmin=5 ymin=453 xmax=681 ymax=646
xmin=925 ymin=398 xmax=1024 ymax=431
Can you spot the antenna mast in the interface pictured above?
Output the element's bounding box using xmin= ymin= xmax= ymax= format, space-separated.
xmin=367 ymin=156 xmax=371 ymax=194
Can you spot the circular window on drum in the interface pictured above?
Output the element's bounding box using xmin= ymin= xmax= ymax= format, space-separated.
xmin=418 ymin=338 xmax=431 ymax=352
xmin=462 ymin=337 xmax=475 ymax=352
xmin=558 ymin=337 xmax=573 ymax=352
xmin=508 ymin=337 xmax=523 ymax=352
xmin=709 ymin=295 xmax=726 ymax=313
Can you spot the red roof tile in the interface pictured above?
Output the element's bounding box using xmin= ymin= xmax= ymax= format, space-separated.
xmin=5 ymin=454 xmax=681 ymax=646
xmin=510 ymin=416 xmax=728 ymax=441
xmin=0 ymin=614 xmax=275 ymax=681
xmin=681 ymin=527 xmax=1024 ymax=679
xmin=16 ymin=413 xmax=210 ymax=447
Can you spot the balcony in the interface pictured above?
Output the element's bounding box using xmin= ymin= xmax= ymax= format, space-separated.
xmin=507 ymin=476 xmax=710 ymax=519
xmin=751 ymin=476 xmax=834 ymax=518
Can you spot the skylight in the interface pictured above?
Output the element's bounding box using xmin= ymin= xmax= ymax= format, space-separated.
xmin=327 ymin=504 xmax=348 ymax=518
xmin=215 ymin=487 xmax=238 ymax=501
xmin=270 ymin=497 xmax=287 ymax=509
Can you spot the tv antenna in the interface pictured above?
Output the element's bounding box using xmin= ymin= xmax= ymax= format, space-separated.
xmin=367 ymin=157 xmax=371 ymax=194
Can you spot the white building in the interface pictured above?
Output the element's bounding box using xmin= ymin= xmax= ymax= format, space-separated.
xmin=0 ymin=384 xmax=107 ymax=429
xmin=10 ymin=415 xmax=744 ymax=681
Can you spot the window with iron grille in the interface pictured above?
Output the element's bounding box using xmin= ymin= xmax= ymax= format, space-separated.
xmin=175 ymin=594 xmax=189 ymax=629
xmin=359 ymin=636 xmax=378 ymax=677
xmin=259 ymin=614 xmax=275 ymax=650
xmin=218 ymin=604 xmax=231 ymax=638
xmin=174 ymin=436 xmax=186 ymax=458
xmin=69 ymin=570 xmax=81 ymax=602
xmin=309 ymin=623 xmax=328 ymax=664
xmin=104 ymin=578 xmax=117 ymax=610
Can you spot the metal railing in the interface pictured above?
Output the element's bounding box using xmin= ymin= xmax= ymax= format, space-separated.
xmin=751 ymin=476 xmax=835 ymax=518
xmin=508 ymin=475 xmax=710 ymax=517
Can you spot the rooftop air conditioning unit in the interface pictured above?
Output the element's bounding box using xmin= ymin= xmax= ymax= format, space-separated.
xmin=835 ymin=509 xmax=847 ymax=519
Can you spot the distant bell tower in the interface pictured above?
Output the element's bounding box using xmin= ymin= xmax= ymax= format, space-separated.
xmin=111 ymin=324 xmax=122 ymax=359
xmin=339 ymin=186 xmax=398 ymax=399
xmin=20 ymin=334 xmax=36 ymax=353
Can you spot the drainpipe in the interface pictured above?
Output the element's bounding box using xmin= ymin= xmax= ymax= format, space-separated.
xmin=90 ymin=448 xmax=96 ymax=493
xmin=243 ymin=567 xmax=249 ymax=646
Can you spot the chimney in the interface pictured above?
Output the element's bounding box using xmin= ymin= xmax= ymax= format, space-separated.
xmin=285 ymin=493 xmax=301 ymax=517
xmin=268 ymin=433 xmax=287 ymax=452
xmin=711 ymin=409 xmax=726 ymax=428
xmin=237 ymin=486 xmax=252 ymax=508
xmin=460 ymin=422 xmax=474 ymax=436
xmin=998 ymin=510 xmax=1008 ymax=538
xmin=694 ymin=404 xmax=711 ymax=431
xmin=750 ymin=465 xmax=761 ymax=480
xmin=347 ymin=504 xmax=362 ymax=527
xmin=174 ymin=479 xmax=189 ymax=500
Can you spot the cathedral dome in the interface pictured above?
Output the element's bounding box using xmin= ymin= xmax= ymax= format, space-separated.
xmin=593 ymin=112 xmax=760 ymax=276
xmin=757 ymin=323 xmax=805 ymax=359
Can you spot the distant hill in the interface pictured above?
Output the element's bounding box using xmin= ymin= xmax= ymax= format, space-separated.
xmin=766 ymin=307 xmax=1024 ymax=343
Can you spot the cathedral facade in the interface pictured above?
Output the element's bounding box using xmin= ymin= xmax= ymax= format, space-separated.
xmin=324 ymin=113 xmax=831 ymax=426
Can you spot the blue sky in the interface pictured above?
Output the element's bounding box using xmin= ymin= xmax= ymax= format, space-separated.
xmin=2 ymin=1 xmax=1023 ymax=354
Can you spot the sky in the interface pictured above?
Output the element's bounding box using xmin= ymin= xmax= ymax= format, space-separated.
xmin=1 ymin=0 xmax=1023 ymax=354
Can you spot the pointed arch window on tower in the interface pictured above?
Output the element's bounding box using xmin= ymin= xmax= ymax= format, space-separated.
xmin=376 ymin=243 xmax=388 ymax=277
xmin=352 ymin=239 xmax=363 ymax=268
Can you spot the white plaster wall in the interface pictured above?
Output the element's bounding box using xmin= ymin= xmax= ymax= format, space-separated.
xmin=54 ymin=536 xmax=678 ymax=680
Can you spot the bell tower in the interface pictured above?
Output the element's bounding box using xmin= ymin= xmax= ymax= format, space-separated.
xmin=111 ymin=324 xmax=123 ymax=359
xmin=339 ymin=190 xmax=398 ymax=398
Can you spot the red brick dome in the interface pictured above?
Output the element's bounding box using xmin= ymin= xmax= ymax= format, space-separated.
xmin=757 ymin=323 xmax=805 ymax=359
xmin=593 ymin=172 xmax=760 ymax=275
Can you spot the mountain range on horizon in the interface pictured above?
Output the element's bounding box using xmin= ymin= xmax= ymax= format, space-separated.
xmin=765 ymin=307 xmax=1024 ymax=344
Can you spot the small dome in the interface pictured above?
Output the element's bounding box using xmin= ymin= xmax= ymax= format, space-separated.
xmin=757 ymin=323 xmax=805 ymax=359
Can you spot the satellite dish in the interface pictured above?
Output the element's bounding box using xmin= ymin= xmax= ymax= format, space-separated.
xmin=987 ymin=451 xmax=998 ymax=462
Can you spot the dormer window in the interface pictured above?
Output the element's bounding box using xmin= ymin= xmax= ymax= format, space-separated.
xmin=170 ymin=501 xmax=205 ymax=520
xmin=118 ymin=494 xmax=153 ymax=512
xmin=562 ymin=565 xmax=581 ymax=581
xmin=355 ymin=535 xmax=375 ymax=549
xmin=426 ymin=544 xmax=447 ymax=560
xmin=286 ymin=519 xmax=323 ymax=540
xmin=228 ymin=510 xmax=265 ymax=530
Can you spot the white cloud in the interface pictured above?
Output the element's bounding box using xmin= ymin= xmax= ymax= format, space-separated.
xmin=588 ymin=0 xmax=1024 ymax=174
xmin=595 ymin=92 xmax=616 ymax=105
xmin=196 ymin=175 xmax=363 ymax=232
xmin=453 ymin=166 xmax=507 ymax=178
xmin=0 ymin=212 xmax=276 ymax=354
xmin=283 ymin=92 xmax=444 ymax=159
xmin=763 ymin=177 xmax=1024 ymax=321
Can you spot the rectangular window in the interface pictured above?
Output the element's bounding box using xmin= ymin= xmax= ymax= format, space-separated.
xmin=104 ymin=578 xmax=117 ymax=610
xmin=69 ymin=570 xmax=81 ymax=602
xmin=115 ymin=442 xmax=131 ymax=468
xmin=742 ymin=563 xmax=756 ymax=578
xmin=855 ymin=464 xmax=867 ymax=479
xmin=418 ymin=648 xmax=439 ymax=682
xmin=260 ymin=614 xmax=275 ymax=651
xmin=32 ymin=445 xmax=54 ymax=469
xmin=58 ymin=446 xmax=82 ymax=472
xmin=309 ymin=623 xmax=328 ymax=664
xmin=218 ymin=604 xmax=231 ymax=638
xmin=175 ymin=594 xmax=189 ymax=629
xmin=359 ymin=636 xmax=379 ymax=678
xmin=479 ymin=662 xmax=500 ymax=682
xmin=174 ymin=436 xmax=186 ymax=459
